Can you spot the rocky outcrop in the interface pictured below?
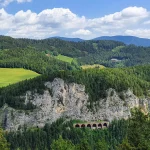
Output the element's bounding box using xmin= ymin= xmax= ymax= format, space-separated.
xmin=0 ymin=78 xmax=149 ymax=131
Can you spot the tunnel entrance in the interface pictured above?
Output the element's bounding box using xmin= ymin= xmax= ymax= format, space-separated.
xmin=87 ymin=124 xmax=91 ymax=128
xmin=103 ymin=123 xmax=107 ymax=127
xmin=75 ymin=124 xmax=80 ymax=128
xmin=81 ymin=124 xmax=85 ymax=128
xmin=92 ymin=124 xmax=97 ymax=129
xmin=93 ymin=124 xmax=97 ymax=127
xmin=98 ymin=124 xmax=102 ymax=128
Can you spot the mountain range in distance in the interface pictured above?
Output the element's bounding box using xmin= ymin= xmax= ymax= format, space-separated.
xmin=49 ymin=35 xmax=150 ymax=47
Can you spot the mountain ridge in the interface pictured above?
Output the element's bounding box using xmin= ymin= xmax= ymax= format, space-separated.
xmin=93 ymin=35 xmax=150 ymax=47
xmin=49 ymin=35 xmax=150 ymax=47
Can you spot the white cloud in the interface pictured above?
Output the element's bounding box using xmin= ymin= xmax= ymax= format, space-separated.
xmin=1 ymin=6 xmax=150 ymax=39
xmin=38 ymin=8 xmax=86 ymax=29
xmin=125 ymin=29 xmax=150 ymax=39
xmin=0 ymin=0 xmax=31 ymax=6
xmin=143 ymin=20 xmax=150 ymax=25
xmin=72 ymin=29 xmax=92 ymax=36
xmin=17 ymin=0 xmax=31 ymax=3
xmin=88 ymin=6 xmax=149 ymax=29
xmin=0 ymin=8 xmax=13 ymax=29
xmin=4 ymin=8 xmax=87 ymax=39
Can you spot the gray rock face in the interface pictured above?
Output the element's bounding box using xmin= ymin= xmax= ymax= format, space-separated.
xmin=0 ymin=78 xmax=149 ymax=131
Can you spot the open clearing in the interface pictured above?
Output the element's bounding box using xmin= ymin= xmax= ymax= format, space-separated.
xmin=112 ymin=46 xmax=125 ymax=52
xmin=81 ymin=64 xmax=105 ymax=69
xmin=0 ymin=68 xmax=39 ymax=87
xmin=55 ymin=54 xmax=73 ymax=63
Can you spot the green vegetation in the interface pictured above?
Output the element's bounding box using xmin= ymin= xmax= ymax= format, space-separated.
xmin=2 ymin=36 xmax=150 ymax=68
xmin=5 ymin=118 xmax=125 ymax=150
xmin=112 ymin=46 xmax=125 ymax=52
xmin=1 ymin=36 xmax=150 ymax=149
xmin=0 ymin=47 xmax=79 ymax=75
xmin=55 ymin=54 xmax=74 ymax=63
xmin=92 ymin=43 xmax=98 ymax=50
xmin=0 ymin=66 xmax=150 ymax=110
xmin=0 ymin=68 xmax=39 ymax=87
xmin=51 ymin=136 xmax=75 ymax=150
xmin=0 ymin=128 xmax=10 ymax=150
xmin=6 ymin=109 xmax=150 ymax=150
xmin=81 ymin=64 xmax=105 ymax=69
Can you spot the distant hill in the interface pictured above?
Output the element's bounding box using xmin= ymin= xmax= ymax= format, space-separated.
xmin=49 ymin=36 xmax=84 ymax=42
xmin=92 ymin=36 xmax=150 ymax=47
xmin=49 ymin=36 xmax=150 ymax=46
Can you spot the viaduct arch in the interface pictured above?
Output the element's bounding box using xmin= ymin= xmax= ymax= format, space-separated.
xmin=74 ymin=121 xmax=109 ymax=129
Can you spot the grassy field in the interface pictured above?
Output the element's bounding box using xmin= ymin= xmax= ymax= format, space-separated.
xmin=81 ymin=64 xmax=105 ymax=69
xmin=112 ymin=46 xmax=125 ymax=52
xmin=0 ymin=68 xmax=39 ymax=87
xmin=55 ymin=54 xmax=73 ymax=63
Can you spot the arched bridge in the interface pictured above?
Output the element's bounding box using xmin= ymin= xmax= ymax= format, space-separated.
xmin=73 ymin=121 xmax=109 ymax=129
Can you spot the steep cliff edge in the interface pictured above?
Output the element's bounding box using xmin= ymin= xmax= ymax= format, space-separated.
xmin=0 ymin=78 xmax=149 ymax=131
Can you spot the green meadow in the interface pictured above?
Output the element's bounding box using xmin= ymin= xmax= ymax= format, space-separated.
xmin=81 ymin=64 xmax=105 ymax=69
xmin=55 ymin=54 xmax=73 ymax=63
xmin=0 ymin=68 xmax=39 ymax=87
xmin=112 ymin=46 xmax=125 ymax=52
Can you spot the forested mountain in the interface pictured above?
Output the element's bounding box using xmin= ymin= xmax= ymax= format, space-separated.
xmin=1 ymin=35 xmax=150 ymax=68
xmin=49 ymin=36 xmax=84 ymax=42
xmin=48 ymin=35 xmax=150 ymax=47
xmin=0 ymin=46 xmax=79 ymax=74
xmin=93 ymin=35 xmax=150 ymax=47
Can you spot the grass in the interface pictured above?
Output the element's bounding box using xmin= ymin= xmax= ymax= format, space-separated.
xmin=93 ymin=43 xmax=98 ymax=50
xmin=0 ymin=68 xmax=39 ymax=87
xmin=112 ymin=46 xmax=125 ymax=52
xmin=55 ymin=54 xmax=73 ymax=63
xmin=81 ymin=64 xmax=105 ymax=69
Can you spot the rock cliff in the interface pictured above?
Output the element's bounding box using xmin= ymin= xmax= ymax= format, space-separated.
xmin=0 ymin=78 xmax=149 ymax=131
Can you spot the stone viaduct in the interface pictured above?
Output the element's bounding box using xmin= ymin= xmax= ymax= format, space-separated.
xmin=73 ymin=121 xmax=109 ymax=129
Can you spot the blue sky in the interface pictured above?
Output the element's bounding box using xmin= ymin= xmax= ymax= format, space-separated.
xmin=0 ymin=0 xmax=150 ymax=39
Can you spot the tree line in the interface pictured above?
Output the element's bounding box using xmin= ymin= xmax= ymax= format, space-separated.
xmin=0 ymin=66 xmax=150 ymax=110
xmin=4 ymin=109 xmax=150 ymax=150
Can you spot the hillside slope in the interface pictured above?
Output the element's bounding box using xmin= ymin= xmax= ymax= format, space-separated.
xmin=0 ymin=47 xmax=79 ymax=74
xmin=1 ymin=36 xmax=150 ymax=68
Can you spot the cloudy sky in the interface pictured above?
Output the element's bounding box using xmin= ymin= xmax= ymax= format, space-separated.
xmin=0 ymin=0 xmax=150 ymax=39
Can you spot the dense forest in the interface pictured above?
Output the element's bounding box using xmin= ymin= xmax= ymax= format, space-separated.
xmin=0 ymin=47 xmax=79 ymax=74
xmin=0 ymin=66 xmax=150 ymax=110
xmin=1 ymin=36 xmax=150 ymax=67
xmin=3 ymin=109 xmax=149 ymax=150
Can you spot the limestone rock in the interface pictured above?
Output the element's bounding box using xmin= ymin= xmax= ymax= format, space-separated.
xmin=0 ymin=78 xmax=149 ymax=131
